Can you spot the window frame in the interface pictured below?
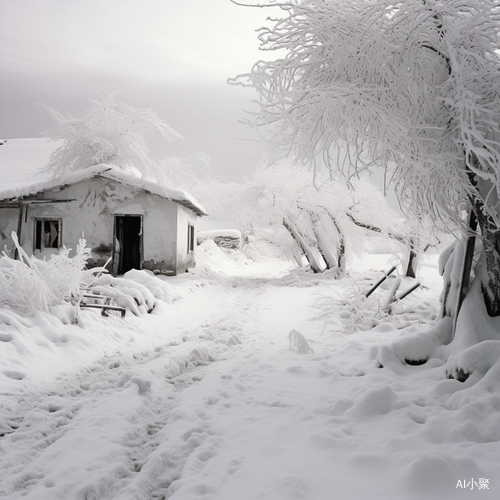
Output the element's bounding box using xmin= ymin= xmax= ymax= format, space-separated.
xmin=33 ymin=217 xmax=63 ymax=251
xmin=187 ymin=223 xmax=195 ymax=253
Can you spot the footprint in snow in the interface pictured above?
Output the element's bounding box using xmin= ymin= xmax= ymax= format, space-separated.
xmin=2 ymin=370 xmax=26 ymax=380
xmin=205 ymin=397 xmax=219 ymax=406
xmin=286 ymin=366 xmax=308 ymax=376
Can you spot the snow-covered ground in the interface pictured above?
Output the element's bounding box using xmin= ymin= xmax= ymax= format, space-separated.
xmin=0 ymin=242 xmax=498 ymax=499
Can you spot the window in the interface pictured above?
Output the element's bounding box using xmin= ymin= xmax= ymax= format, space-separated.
xmin=187 ymin=224 xmax=195 ymax=253
xmin=34 ymin=219 xmax=62 ymax=251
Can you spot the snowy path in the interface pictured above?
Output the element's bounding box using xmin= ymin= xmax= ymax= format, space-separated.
xmin=0 ymin=271 xmax=318 ymax=500
xmin=0 ymin=277 xmax=257 ymax=498
xmin=1 ymin=254 xmax=499 ymax=499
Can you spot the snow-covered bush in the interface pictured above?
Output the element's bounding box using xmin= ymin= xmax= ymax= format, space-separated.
xmin=0 ymin=233 xmax=182 ymax=318
xmin=0 ymin=252 xmax=57 ymax=315
xmin=288 ymin=329 xmax=314 ymax=354
xmin=315 ymin=271 xmax=439 ymax=336
xmin=90 ymin=269 xmax=181 ymax=316
xmin=0 ymin=232 xmax=96 ymax=315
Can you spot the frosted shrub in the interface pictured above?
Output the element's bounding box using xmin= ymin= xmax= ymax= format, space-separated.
xmin=0 ymin=251 xmax=57 ymax=314
xmin=35 ymin=238 xmax=94 ymax=303
xmin=0 ymin=233 xmax=180 ymax=318
xmin=122 ymin=269 xmax=180 ymax=304
xmin=0 ymin=232 xmax=95 ymax=315
xmin=90 ymin=275 xmax=155 ymax=315
xmin=315 ymin=275 xmax=438 ymax=336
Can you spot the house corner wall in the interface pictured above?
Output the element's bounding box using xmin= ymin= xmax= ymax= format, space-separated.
xmin=175 ymin=205 xmax=198 ymax=274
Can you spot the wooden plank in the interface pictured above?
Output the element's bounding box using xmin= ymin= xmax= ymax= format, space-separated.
xmin=0 ymin=199 xmax=76 ymax=207
xmin=25 ymin=199 xmax=77 ymax=204
xmin=14 ymin=204 xmax=23 ymax=260
xmin=80 ymin=303 xmax=126 ymax=318
xmin=384 ymin=280 xmax=420 ymax=314
xmin=81 ymin=294 xmax=113 ymax=307
xmin=0 ymin=203 xmax=21 ymax=208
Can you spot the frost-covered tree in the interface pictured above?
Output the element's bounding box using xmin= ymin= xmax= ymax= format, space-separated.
xmin=235 ymin=165 xmax=335 ymax=272
xmin=165 ymin=153 xmax=436 ymax=276
xmin=40 ymin=93 xmax=182 ymax=179
xmin=232 ymin=0 xmax=500 ymax=310
xmin=229 ymin=163 xmax=416 ymax=274
xmin=233 ymin=0 xmax=500 ymax=379
xmin=158 ymin=152 xmax=212 ymax=188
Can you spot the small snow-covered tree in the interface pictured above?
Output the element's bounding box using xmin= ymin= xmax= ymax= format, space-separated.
xmin=40 ymin=93 xmax=182 ymax=179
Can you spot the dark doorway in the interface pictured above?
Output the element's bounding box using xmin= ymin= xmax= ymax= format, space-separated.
xmin=114 ymin=215 xmax=142 ymax=275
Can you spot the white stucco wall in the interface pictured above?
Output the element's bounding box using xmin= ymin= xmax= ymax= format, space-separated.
xmin=175 ymin=204 xmax=198 ymax=274
xmin=0 ymin=175 xmax=195 ymax=275
xmin=0 ymin=208 xmax=19 ymax=250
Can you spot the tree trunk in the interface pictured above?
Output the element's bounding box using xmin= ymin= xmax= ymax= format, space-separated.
xmin=323 ymin=211 xmax=346 ymax=274
xmin=466 ymin=158 xmax=500 ymax=317
xmin=282 ymin=217 xmax=323 ymax=273
xmin=315 ymin=228 xmax=338 ymax=269
xmin=307 ymin=211 xmax=338 ymax=270
xmin=405 ymin=247 xmax=418 ymax=279
xmin=473 ymin=202 xmax=500 ymax=317
xmin=450 ymin=210 xmax=477 ymax=338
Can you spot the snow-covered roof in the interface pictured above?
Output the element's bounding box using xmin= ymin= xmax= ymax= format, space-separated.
xmin=0 ymin=138 xmax=207 ymax=216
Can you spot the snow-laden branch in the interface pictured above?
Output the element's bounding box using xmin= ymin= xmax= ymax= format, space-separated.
xmin=231 ymin=0 xmax=500 ymax=228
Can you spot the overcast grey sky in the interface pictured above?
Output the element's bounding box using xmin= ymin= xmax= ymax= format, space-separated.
xmin=0 ymin=0 xmax=280 ymax=180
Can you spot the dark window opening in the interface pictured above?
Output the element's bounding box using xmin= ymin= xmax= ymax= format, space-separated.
xmin=188 ymin=224 xmax=195 ymax=253
xmin=114 ymin=215 xmax=142 ymax=275
xmin=34 ymin=219 xmax=61 ymax=251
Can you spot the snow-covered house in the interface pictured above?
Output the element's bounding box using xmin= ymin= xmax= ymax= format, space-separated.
xmin=0 ymin=138 xmax=207 ymax=275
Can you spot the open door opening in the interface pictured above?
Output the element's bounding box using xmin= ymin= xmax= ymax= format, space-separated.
xmin=114 ymin=215 xmax=142 ymax=275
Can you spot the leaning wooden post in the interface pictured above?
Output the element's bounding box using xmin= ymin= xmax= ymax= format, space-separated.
xmin=384 ymin=280 xmax=420 ymax=315
xmin=396 ymin=282 xmax=420 ymax=301
xmin=14 ymin=203 xmax=23 ymax=261
xmin=365 ymin=265 xmax=397 ymax=297
xmin=451 ymin=209 xmax=477 ymax=341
